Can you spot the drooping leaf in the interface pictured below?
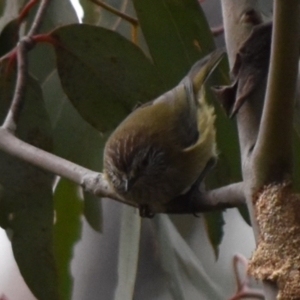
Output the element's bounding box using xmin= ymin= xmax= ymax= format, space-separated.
xmin=0 ymin=59 xmax=59 ymax=299
xmin=154 ymin=215 xmax=223 ymax=300
xmin=203 ymin=211 xmax=225 ymax=258
xmin=51 ymin=24 xmax=165 ymax=132
xmin=114 ymin=206 xmax=141 ymax=300
xmin=133 ymin=0 xmax=215 ymax=89
xmin=53 ymin=178 xmax=82 ymax=300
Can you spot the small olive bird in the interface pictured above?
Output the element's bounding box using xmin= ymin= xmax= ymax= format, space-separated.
xmin=103 ymin=50 xmax=224 ymax=216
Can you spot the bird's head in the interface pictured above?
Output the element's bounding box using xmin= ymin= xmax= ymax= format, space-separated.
xmin=103 ymin=132 xmax=167 ymax=197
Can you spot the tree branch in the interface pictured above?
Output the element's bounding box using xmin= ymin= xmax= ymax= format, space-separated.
xmin=0 ymin=127 xmax=244 ymax=214
xmin=160 ymin=182 xmax=245 ymax=214
xmin=253 ymin=0 xmax=300 ymax=186
xmin=0 ymin=128 xmax=124 ymax=201
xmin=220 ymin=1 xmax=279 ymax=299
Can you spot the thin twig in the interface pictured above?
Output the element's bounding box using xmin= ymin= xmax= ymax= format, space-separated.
xmin=2 ymin=0 xmax=52 ymax=132
xmin=2 ymin=38 xmax=30 ymax=132
xmin=27 ymin=0 xmax=52 ymax=36
xmin=90 ymin=0 xmax=138 ymax=26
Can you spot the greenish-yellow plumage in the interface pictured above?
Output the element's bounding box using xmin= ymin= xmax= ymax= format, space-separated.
xmin=103 ymin=50 xmax=224 ymax=216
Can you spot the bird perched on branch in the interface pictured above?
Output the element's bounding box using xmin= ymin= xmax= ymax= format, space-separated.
xmin=103 ymin=50 xmax=224 ymax=217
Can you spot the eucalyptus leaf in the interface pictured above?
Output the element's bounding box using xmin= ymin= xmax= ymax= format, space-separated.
xmin=51 ymin=24 xmax=165 ymax=132
xmin=133 ymin=0 xmax=215 ymax=89
xmin=0 ymin=60 xmax=58 ymax=300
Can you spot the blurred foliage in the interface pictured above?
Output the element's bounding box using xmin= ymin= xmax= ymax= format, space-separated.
xmin=53 ymin=179 xmax=82 ymax=300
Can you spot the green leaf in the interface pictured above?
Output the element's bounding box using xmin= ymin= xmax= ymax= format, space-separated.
xmin=154 ymin=215 xmax=223 ymax=300
xmin=0 ymin=60 xmax=59 ymax=300
xmin=203 ymin=211 xmax=225 ymax=259
xmin=133 ymin=0 xmax=215 ymax=89
xmin=53 ymin=178 xmax=82 ymax=300
xmin=51 ymin=24 xmax=165 ymax=132
xmin=114 ymin=206 xmax=141 ymax=300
